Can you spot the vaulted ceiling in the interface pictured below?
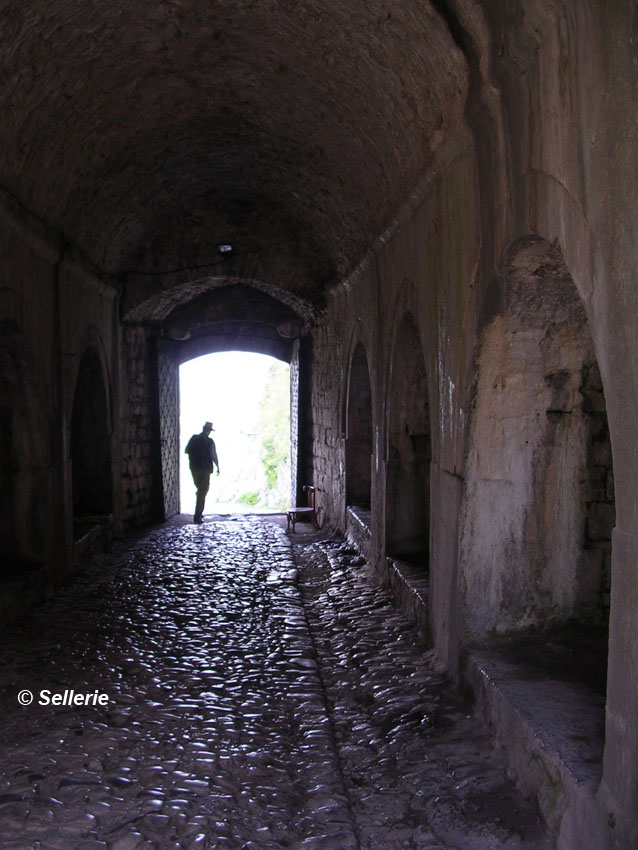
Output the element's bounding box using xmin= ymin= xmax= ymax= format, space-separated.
xmin=0 ymin=0 xmax=467 ymax=327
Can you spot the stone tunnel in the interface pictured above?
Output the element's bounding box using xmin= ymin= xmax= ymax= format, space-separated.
xmin=0 ymin=1 xmax=637 ymax=848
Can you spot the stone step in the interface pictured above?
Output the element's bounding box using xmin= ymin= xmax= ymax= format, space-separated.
xmin=465 ymin=647 xmax=605 ymax=838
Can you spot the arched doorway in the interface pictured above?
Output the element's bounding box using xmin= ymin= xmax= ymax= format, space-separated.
xmin=70 ymin=346 xmax=113 ymax=525
xmin=345 ymin=342 xmax=372 ymax=511
xmin=385 ymin=313 xmax=431 ymax=563
xmin=0 ymin=320 xmax=49 ymax=565
xmin=178 ymin=351 xmax=291 ymax=514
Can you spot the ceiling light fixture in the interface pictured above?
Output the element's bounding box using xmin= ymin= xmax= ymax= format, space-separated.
xmin=124 ymin=244 xmax=235 ymax=277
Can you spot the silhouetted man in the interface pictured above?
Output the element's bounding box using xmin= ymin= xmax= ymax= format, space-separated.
xmin=185 ymin=421 xmax=220 ymax=523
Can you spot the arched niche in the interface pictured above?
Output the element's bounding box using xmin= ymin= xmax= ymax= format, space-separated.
xmin=461 ymin=236 xmax=614 ymax=647
xmin=70 ymin=346 xmax=113 ymax=523
xmin=385 ymin=312 xmax=431 ymax=562
xmin=0 ymin=320 xmax=50 ymax=566
xmin=345 ymin=341 xmax=373 ymax=510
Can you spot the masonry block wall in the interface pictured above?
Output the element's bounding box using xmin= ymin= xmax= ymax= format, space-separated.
xmin=120 ymin=326 xmax=162 ymax=527
xmin=289 ymin=340 xmax=300 ymax=506
xmin=309 ymin=308 xmax=347 ymax=527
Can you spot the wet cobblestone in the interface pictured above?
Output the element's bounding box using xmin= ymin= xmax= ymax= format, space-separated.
xmin=295 ymin=539 xmax=552 ymax=850
xmin=0 ymin=517 xmax=552 ymax=849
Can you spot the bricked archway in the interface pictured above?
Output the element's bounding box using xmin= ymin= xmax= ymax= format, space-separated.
xmin=461 ymin=237 xmax=615 ymax=643
xmin=385 ymin=313 xmax=431 ymax=561
xmin=345 ymin=342 xmax=373 ymax=511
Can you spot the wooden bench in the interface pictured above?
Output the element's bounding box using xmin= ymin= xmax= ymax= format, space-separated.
xmin=287 ymin=485 xmax=318 ymax=532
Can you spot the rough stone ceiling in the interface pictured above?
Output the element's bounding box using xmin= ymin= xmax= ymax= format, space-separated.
xmin=0 ymin=0 xmax=467 ymax=315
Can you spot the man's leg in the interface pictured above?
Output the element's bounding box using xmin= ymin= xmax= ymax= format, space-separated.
xmin=191 ymin=468 xmax=210 ymax=522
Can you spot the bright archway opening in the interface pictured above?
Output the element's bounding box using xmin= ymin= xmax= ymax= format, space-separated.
xmin=179 ymin=351 xmax=290 ymax=514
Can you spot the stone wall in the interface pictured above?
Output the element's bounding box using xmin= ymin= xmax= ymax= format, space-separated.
xmin=1 ymin=2 xmax=638 ymax=845
xmin=120 ymin=326 xmax=162 ymax=527
xmin=307 ymin=315 xmax=346 ymax=528
xmin=0 ymin=204 xmax=60 ymax=576
xmin=0 ymin=197 xmax=118 ymax=622
xmin=58 ymin=260 xmax=118 ymax=545
xmin=580 ymin=362 xmax=614 ymax=622
xmin=304 ymin=5 xmax=638 ymax=844
xmin=289 ymin=340 xmax=300 ymax=506
xmin=309 ymin=128 xmax=480 ymax=671
xmin=456 ymin=6 xmax=637 ymax=846
xmin=459 ymin=237 xmax=610 ymax=638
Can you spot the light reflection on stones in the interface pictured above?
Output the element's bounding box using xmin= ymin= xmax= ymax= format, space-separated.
xmin=0 ymin=518 xmax=551 ymax=849
xmin=0 ymin=519 xmax=355 ymax=849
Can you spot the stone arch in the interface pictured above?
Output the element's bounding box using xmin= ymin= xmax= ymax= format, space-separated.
xmin=345 ymin=340 xmax=373 ymax=510
xmin=0 ymin=319 xmax=50 ymax=565
xmin=461 ymin=236 xmax=614 ymax=640
xmin=385 ymin=311 xmax=431 ymax=561
xmin=70 ymin=345 xmax=113 ymax=521
xmin=177 ymin=333 xmax=293 ymax=364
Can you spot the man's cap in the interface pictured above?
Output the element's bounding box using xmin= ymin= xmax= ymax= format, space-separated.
xmin=204 ymin=421 xmax=214 ymax=430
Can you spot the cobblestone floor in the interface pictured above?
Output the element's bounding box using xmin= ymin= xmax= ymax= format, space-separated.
xmin=0 ymin=516 xmax=552 ymax=850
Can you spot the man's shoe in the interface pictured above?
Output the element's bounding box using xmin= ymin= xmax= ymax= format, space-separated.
xmin=193 ymin=516 xmax=203 ymax=524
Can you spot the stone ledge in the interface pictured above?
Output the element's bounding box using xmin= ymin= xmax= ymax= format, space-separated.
xmin=465 ymin=647 xmax=604 ymax=837
xmin=383 ymin=555 xmax=429 ymax=644
xmin=346 ymin=505 xmax=372 ymax=561
xmin=73 ymin=515 xmax=114 ymax=561
xmin=346 ymin=505 xmax=430 ymax=646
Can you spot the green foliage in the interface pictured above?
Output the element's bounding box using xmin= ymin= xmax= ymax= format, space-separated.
xmin=237 ymin=491 xmax=260 ymax=506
